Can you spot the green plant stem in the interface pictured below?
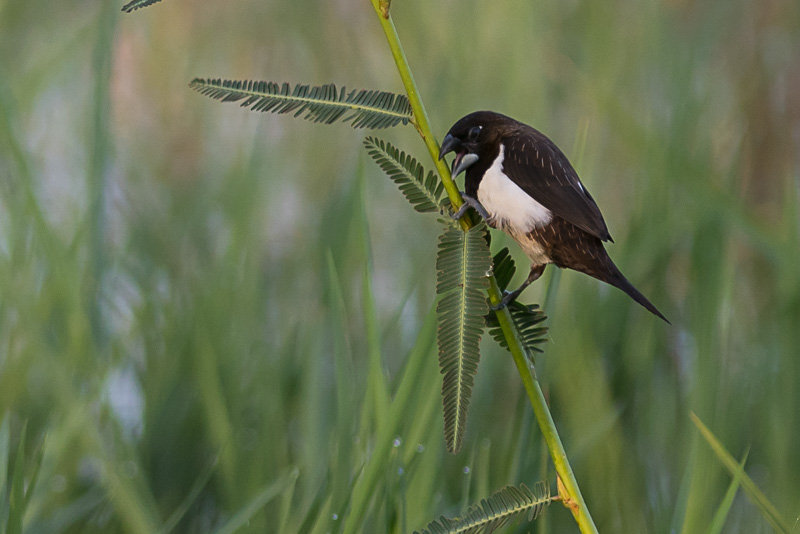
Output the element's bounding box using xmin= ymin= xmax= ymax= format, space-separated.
xmin=368 ymin=1 xmax=465 ymax=227
xmin=488 ymin=277 xmax=596 ymax=532
xmin=369 ymin=2 xmax=598 ymax=532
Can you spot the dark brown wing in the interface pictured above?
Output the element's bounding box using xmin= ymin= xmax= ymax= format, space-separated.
xmin=503 ymin=128 xmax=612 ymax=242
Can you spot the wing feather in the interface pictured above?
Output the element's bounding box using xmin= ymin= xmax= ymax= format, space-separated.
xmin=503 ymin=128 xmax=612 ymax=242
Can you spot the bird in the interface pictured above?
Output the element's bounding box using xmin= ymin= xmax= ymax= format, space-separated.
xmin=438 ymin=110 xmax=669 ymax=323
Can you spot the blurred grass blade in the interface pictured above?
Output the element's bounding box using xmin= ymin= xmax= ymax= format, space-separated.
xmin=190 ymin=80 xmax=412 ymax=129
xmin=690 ymin=412 xmax=791 ymax=533
xmin=211 ymin=472 xmax=294 ymax=534
xmin=363 ymin=137 xmax=444 ymax=212
xmin=100 ymin=458 xmax=159 ymax=533
xmin=4 ymin=427 xmax=45 ymax=531
xmin=707 ymin=450 xmax=749 ymax=534
xmin=671 ymin=440 xmax=697 ymax=534
xmin=343 ymin=308 xmax=438 ymax=534
xmin=158 ymin=455 xmax=218 ymax=534
xmin=25 ymin=491 xmax=105 ymax=531
xmin=414 ymin=482 xmax=553 ymax=534
xmin=23 ymin=433 xmax=45 ymax=509
xmin=121 ymin=0 xmax=163 ymax=12
xmin=294 ymin=473 xmax=330 ymax=534
xmin=277 ymin=468 xmax=300 ymax=534
xmin=87 ymin=0 xmax=117 ymax=347
xmin=324 ymin=250 xmax=356 ymax=527
xmin=435 ymin=222 xmax=491 ymax=454
xmin=353 ymin=168 xmax=393 ymax=453
xmin=0 ymin=415 xmax=8 ymax=501
xmin=358 ymin=227 xmax=391 ymax=435
xmin=7 ymin=423 xmax=27 ymax=534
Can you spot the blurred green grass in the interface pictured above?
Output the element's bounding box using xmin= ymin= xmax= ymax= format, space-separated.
xmin=1 ymin=0 xmax=799 ymax=532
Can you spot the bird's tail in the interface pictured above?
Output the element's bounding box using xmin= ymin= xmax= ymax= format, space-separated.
xmin=577 ymin=253 xmax=670 ymax=324
xmin=602 ymin=261 xmax=670 ymax=324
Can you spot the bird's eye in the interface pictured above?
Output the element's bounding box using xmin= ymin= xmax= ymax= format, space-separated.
xmin=468 ymin=126 xmax=482 ymax=140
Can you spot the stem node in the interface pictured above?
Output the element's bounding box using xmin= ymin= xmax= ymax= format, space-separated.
xmin=379 ymin=0 xmax=390 ymax=18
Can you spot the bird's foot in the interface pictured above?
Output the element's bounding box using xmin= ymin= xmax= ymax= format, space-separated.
xmin=451 ymin=192 xmax=490 ymax=221
xmin=492 ymin=265 xmax=545 ymax=310
xmin=491 ymin=290 xmax=521 ymax=311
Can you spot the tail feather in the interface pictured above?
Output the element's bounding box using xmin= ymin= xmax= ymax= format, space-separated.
xmin=523 ymin=217 xmax=669 ymax=323
xmin=603 ymin=263 xmax=670 ymax=324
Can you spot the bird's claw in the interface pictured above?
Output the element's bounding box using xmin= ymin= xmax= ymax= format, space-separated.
xmin=491 ymin=290 xmax=518 ymax=311
xmin=451 ymin=197 xmax=471 ymax=221
xmin=452 ymin=192 xmax=490 ymax=221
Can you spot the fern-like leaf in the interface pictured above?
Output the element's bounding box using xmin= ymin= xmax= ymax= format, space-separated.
xmin=436 ymin=222 xmax=491 ymax=454
xmin=363 ymin=137 xmax=444 ymax=212
xmin=121 ymin=0 xmax=162 ymax=12
xmin=487 ymin=302 xmax=548 ymax=355
xmin=189 ymin=79 xmax=412 ymax=129
xmin=414 ymin=482 xmax=554 ymax=534
xmin=485 ymin=248 xmax=548 ymax=364
xmin=490 ymin=247 xmax=517 ymax=293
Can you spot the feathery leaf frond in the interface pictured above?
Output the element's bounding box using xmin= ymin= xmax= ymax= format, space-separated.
xmin=436 ymin=222 xmax=491 ymax=454
xmin=363 ymin=137 xmax=444 ymax=212
xmin=414 ymin=482 xmax=553 ymax=534
xmin=486 ymin=249 xmax=548 ymax=364
xmin=490 ymin=247 xmax=516 ymax=293
xmin=121 ymin=0 xmax=163 ymax=12
xmin=487 ymin=302 xmax=548 ymax=357
xmin=189 ymin=79 xmax=412 ymax=129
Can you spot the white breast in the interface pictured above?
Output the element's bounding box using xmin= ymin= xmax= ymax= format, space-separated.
xmin=477 ymin=144 xmax=553 ymax=233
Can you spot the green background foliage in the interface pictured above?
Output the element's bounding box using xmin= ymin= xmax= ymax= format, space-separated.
xmin=1 ymin=0 xmax=798 ymax=532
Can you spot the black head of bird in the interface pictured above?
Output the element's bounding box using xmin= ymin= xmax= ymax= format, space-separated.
xmin=439 ymin=110 xmax=669 ymax=323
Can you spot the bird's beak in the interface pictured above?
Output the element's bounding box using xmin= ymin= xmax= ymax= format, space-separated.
xmin=438 ymin=134 xmax=479 ymax=177
xmin=451 ymin=153 xmax=479 ymax=177
xmin=438 ymin=134 xmax=460 ymax=161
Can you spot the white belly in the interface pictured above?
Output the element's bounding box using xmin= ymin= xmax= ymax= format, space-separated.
xmin=477 ymin=144 xmax=553 ymax=234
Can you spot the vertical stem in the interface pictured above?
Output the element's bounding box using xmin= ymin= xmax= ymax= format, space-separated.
xmin=490 ymin=280 xmax=595 ymax=533
xmin=369 ymin=2 xmax=598 ymax=532
xmin=368 ymin=1 xmax=468 ymax=228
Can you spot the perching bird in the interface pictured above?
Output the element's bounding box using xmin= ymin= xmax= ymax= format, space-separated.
xmin=438 ymin=111 xmax=669 ymax=323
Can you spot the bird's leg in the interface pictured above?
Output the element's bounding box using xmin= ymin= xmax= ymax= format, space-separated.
xmin=492 ymin=264 xmax=546 ymax=311
xmin=451 ymin=192 xmax=490 ymax=222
